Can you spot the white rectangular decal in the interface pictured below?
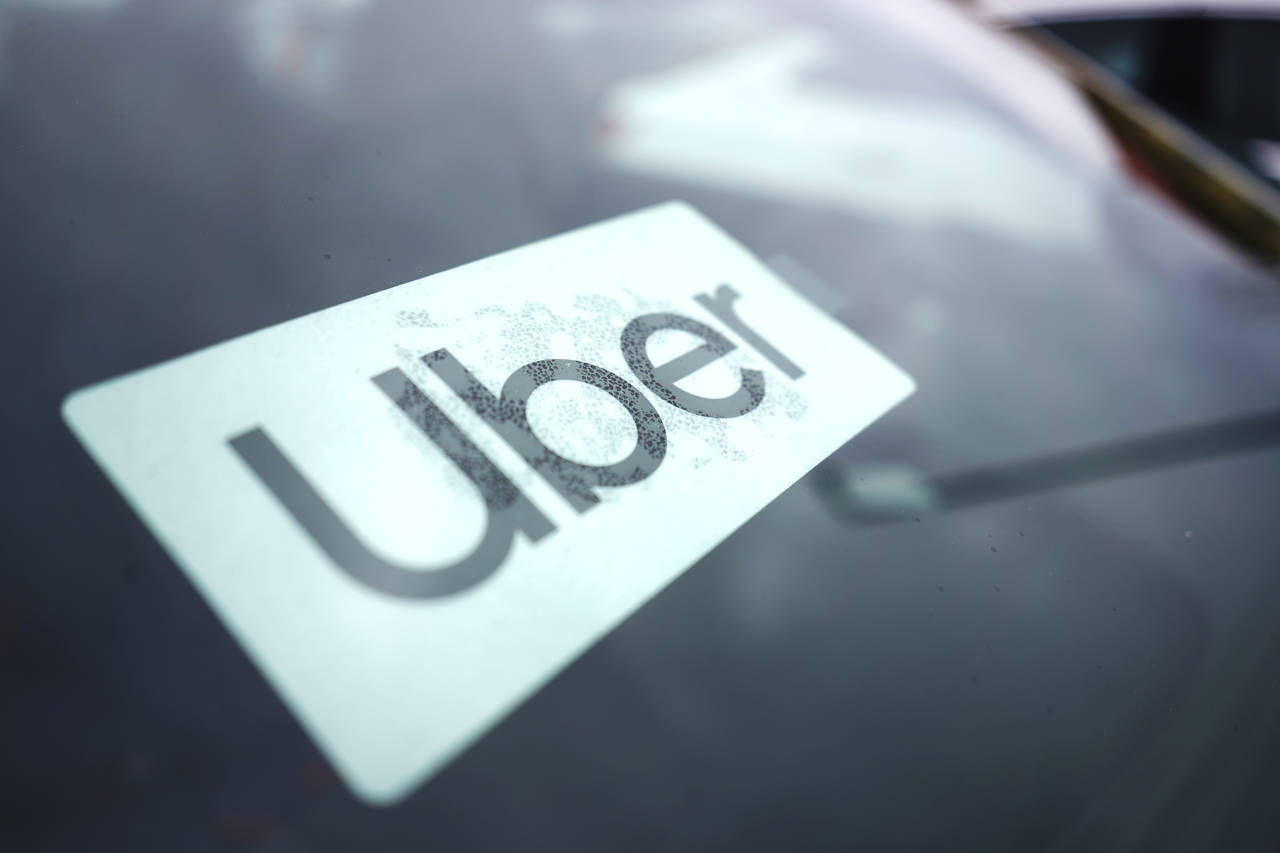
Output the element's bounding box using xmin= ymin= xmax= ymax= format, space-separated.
xmin=63 ymin=202 xmax=914 ymax=804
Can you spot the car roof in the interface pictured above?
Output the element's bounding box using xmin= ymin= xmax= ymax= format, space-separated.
xmin=974 ymin=0 xmax=1280 ymax=20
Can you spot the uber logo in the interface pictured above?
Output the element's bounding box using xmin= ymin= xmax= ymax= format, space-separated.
xmin=230 ymin=286 xmax=796 ymax=600
xmin=63 ymin=203 xmax=914 ymax=804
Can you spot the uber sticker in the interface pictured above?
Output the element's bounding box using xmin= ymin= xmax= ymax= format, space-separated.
xmin=62 ymin=202 xmax=914 ymax=804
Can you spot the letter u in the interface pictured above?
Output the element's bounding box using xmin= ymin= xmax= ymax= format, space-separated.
xmin=228 ymin=368 xmax=554 ymax=599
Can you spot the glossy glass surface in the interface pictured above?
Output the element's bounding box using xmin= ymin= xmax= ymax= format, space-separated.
xmin=4 ymin=1 xmax=1279 ymax=850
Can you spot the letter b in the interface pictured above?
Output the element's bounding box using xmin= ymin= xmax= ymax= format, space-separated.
xmin=423 ymin=349 xmax=667 ymax=513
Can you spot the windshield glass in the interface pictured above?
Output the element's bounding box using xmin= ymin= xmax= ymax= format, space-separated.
xmin=5 ymin=1 xmax=1280 ymax=850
